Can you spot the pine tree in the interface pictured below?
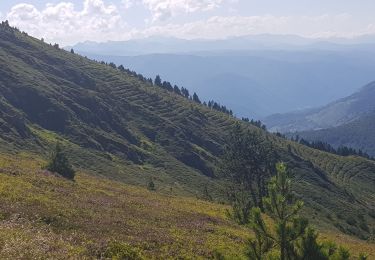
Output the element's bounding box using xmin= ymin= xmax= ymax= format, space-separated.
xmin=247 ymin=163 xmax=307 ymax=259
xmin=221 ymin=123 xmax=276 ymax=215
xmin=192 ymin=92 xmax=201 ymax=103
xmin=148 ymin=180 xmax=156 ymax=191
xmin=46 ymin=143 xmax=75 ymax=180
xmin=181 ymin=87 xmax=190 ymax=98
xmin=154 ymin=75 xmax=162 ymax=87
xmin=173 ymin=85 xmax=181 ymax=95
xmin=118 ymin=65 xmax=125 ymax=71
xmin=245 ymin=163 xmax=365 ymax=260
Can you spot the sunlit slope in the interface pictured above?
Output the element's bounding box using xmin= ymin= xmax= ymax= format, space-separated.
xmin=0 ymin=24 xmax=374 ymax=239
xmin=0 ymin=153 xmax=374 ymax=259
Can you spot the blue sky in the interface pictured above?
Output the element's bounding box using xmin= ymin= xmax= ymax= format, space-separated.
xmin=1 ymin=0 xmax=375 ymax=45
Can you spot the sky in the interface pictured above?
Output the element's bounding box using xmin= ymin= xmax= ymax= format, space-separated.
xmin=1 ymin=0 xmax=375 ymax=45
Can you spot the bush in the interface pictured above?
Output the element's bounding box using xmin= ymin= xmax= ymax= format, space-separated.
xmin=368 ymin=210 xmax=375 ymax=219
xmin=359 ymin=222 xmax=370 ymax=232
xmin=345 ymin=217 xmax=357 ymax=226
xmin=104 ymin=241 xmax=143 ymax=260
xmin=46 ymin=143 xmax=75 ymax=180
xmin=147 ymin=180 xmax=155 ymax=191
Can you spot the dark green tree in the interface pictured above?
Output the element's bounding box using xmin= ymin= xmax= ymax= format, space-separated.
xmin=247 ymin=163 xmax=310 ymax=259
xmin=221 ymin=123 xmax=276 ymax=218
xmin=46 ymin=143 xmax=75 ymax=180
xmin=148 ymin=180 xmax=156 ymax=191
xmin=246 ymin=163 xmax=365 ymax=260
xmin=173 ymin=85 xmax=181 ymax=95
xmin=226 ymin=189 xmax=253 ymax=225
xmin=118 ymin=64 xmax=125 ymax=71
xmin=162 ymin=81 xmax=173 ymax=91
xmin=181 ymin=87 xmax=190 ymax=98
xmin=154 ymin=75 xmax=162 ymax=87
xmin=192 ymin=92 xmax=201 ymax=103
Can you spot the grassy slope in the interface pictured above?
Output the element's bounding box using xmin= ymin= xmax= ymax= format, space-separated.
xmin=0 ymin=153 xmax=374 ymax=259
xmin=0 ymin=26 xmax=234 ymax=199
xmin=0 ymin=25 xmax=374 ymax=241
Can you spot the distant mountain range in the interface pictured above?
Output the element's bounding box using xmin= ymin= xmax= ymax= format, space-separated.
xmin=70 ymin=34 xmax=375 ymax=56
xmin=69 ymin=34 xmax=375 ymax=118
xmin=76 ymin=50 xmax=375 ymax=118
xmin=265 ymin=81 xmax=375 ymax=156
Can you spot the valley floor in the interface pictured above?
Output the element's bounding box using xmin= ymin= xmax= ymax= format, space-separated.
xmin=0 ymin=152 xmax=374 ymax=259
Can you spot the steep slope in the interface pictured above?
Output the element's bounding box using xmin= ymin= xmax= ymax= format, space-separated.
xmin=264 ymin=81 xmax=375 ymax=132
xmin=0 ymin=23 xmax=374 ymax=240
xmin=0 ymin=153 xmax=373 ymax=258
xmin=297 ymin=113 xmax=375 ymax=156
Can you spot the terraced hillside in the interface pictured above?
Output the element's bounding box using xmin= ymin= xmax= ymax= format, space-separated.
xmin=0 ymin=22 xmax=374 ymax=243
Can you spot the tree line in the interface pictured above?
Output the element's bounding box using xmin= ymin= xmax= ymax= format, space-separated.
xmin=96 ymin=59 xmax=238 ymax=116
xmin=242 ymin=117 xmax=267 ymax=130
xmin=294 ymin=136 xmax=373 ymax=160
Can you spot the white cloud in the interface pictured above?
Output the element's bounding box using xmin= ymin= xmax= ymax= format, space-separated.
xmin=122 ymin=0 xmax=135 ymax=9
xmin=6 ymin=0 xmax=128 ymax=45
xmin=141 ymin=0 xmax=224 ymax=22
xmin=131 ymin=14 xmax=372 ymax=40
xmin=5 ymin=0 xmax=375 ymax=45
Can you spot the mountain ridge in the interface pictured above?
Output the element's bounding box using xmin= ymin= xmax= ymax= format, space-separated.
xmin=264 ymin=81 xmax=375 ymax=132
xmin=70 ymin=33 xmax=375 ymax=56
xmin=295 ymin=112 xmax=375 ymax=156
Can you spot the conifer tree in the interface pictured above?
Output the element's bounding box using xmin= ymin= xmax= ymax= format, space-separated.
xmin=148 ymin=180 xmax=156 ymax=191
xmin=118 ymin=65 xmax=125 ymax=71
xmin=246 ymin=163 xmax=366 ymax=260
xmin=247 ymin=162 xmax=306 ymax=259
xmin=154 ymin=75 xmax=162 ymax=87
xmin=221 ymin=123 xmax=276 ymax=216
xmin=46 ymin=143 xmax=75 ymax=180
xmin=173 ymin=85 xmax=181 ymax=95
xmin=192 ymin=92 xmax=201 ymax=103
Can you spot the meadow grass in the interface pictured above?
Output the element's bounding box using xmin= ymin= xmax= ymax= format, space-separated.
xmin=0 ymin=152 xmax=373 ymax=259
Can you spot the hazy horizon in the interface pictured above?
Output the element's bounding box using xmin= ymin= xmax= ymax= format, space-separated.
xmin=2 ymin=0 xmax=375 ymax=45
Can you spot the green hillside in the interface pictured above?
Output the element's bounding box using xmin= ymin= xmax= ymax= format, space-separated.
xmin=297 ymin=113 xmax=375 ymax=156
xmin=0 ymin=21 xmax=374 ymax=249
